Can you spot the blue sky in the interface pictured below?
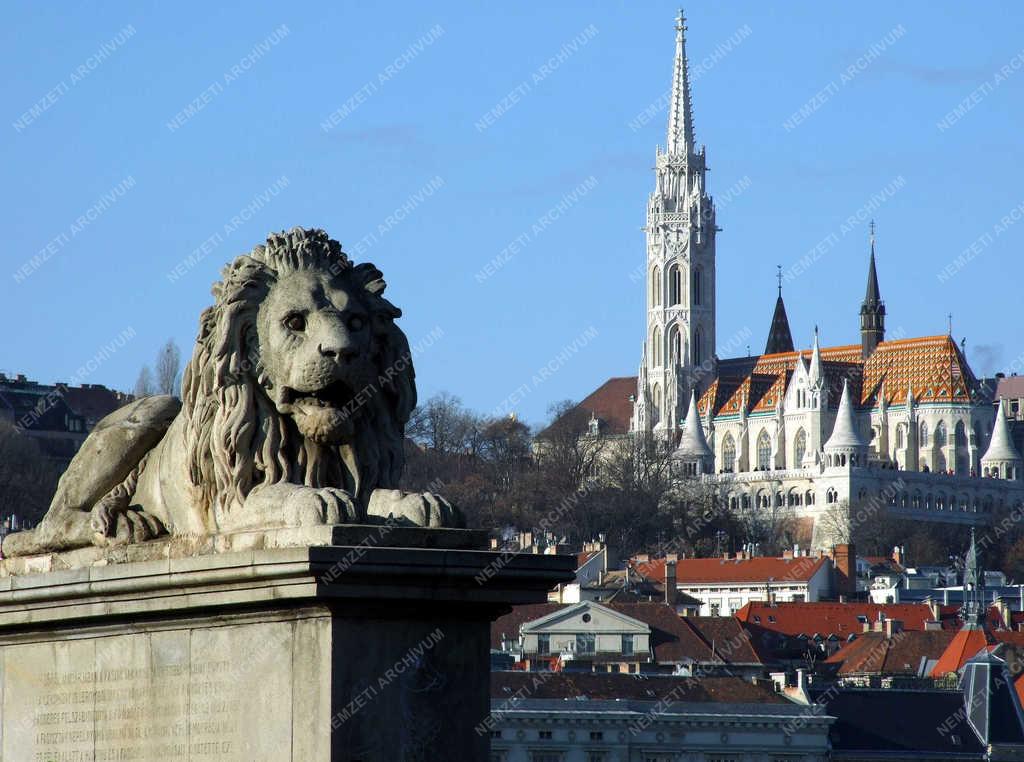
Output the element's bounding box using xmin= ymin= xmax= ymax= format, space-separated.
xmin=3 ymin=2 xmax=1023 ymax=426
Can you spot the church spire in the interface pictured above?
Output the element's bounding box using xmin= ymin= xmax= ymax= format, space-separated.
xmin=961 ymin=528 xmax=986 ymax=627
xmin=860 ymin=220 xmax=886 ymax=358
xmin=666 ymin=9 xmax=696 ymax=156
xmin=765 ymin=265 xmax=795 ymax=355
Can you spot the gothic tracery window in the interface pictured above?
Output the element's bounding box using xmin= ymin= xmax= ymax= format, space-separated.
xmin=794 ymin=428 xmax=807 ymax=467
xmin=757 ymin=430 xmax=771 ymax=470
xmin=651 ymin=266 xmax=662 ymax=307
xmin=651 ymin=326 xmax=662 ymax=367
xmin=668 ymin=264 xmax=681 ymax=306
xmin=669 ymin=324 xmax=681 ymax=362
xmin=722 ymin=433 xmax=736 ymax=472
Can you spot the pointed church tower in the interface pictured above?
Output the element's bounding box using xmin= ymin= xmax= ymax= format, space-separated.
xmin=765 ymin=267 xmax=795 ymax=354
xmin=961 ymin=528 xmax=986 ymax=627
xmin=633 ymin=9 xmax=718 ymax=435
xmin=860 ymin=221 xmax=886 ymax=359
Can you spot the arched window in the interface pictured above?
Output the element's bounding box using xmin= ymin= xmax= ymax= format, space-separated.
xmin=954 ymin=421 xmax=968 ymax=473
xmin=652 ymin=384 xmax=662 ymax=426
xmin=920 ymin=422 xmax=929 ymax=447
xmin=722 ymin=433 xmax=736 ymax=472
xmin=806 ymin=490 xmax=815 ymax=505
xmin=935 ymin=421 xmax=947 ymax=448
xmin=692 ymin=267 xmax=703 ymax=306
xmin=651 ymin=266 xmax=662 ymax=307
xmin=895 ymin=424 xmax=904 ymax=449
xmin=826 ymin=488 xmax=838 ymax=504
xmin=757 ymin=490 xmax=770 ymax=508
xmin=693 ymin=327 xmax=703 ymax=366
xmin=794 ymin=428 xmax=807 ymax=467
xmin=668 ymin=264 xmax=681 ymax=306
xmin=668 ymin=324 xmax=681 ymax=362
xmin=757 ymin=430 xmax=772 ymax=470
xmin=651 ymin=326 xmax=662 ymax=367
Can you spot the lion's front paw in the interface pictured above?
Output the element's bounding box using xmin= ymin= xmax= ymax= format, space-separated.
xmin=283 ymin=487 xmax=360 ymax=527
xmin=367 ymin=489 xmax=464 ymax=528
xmin=91 ymin=504 xmax=165 ymax=546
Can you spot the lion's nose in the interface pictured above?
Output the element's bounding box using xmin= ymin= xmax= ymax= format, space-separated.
xmin=318 ymin=343 xmax=359 ymax=362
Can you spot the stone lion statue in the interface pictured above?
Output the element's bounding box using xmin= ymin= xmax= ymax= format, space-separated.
xmin=4 ymin=227 xmax=460 ymax=557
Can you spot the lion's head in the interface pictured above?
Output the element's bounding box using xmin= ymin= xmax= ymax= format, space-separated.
xmin=181 ymin=227 xmax=415 ymax=524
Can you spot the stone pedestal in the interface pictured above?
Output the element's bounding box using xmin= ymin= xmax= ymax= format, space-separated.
xmin=0 ymin=527 xmax=574 ymax=762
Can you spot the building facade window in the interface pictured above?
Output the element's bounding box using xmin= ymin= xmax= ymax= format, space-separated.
xmin=669 ymin=324 xmax=681 ymax=362
xmin=651 ymin=326 xmax=662 ymax=367
xmin=576 ymin=633 xmax=595 ymax=654
xmin=621 ymin=634 xmax=634 ymax=656
xmin=537 ymin=634 xmax=550 ymax=655
xmin=668 ymin=264 xmax=681 ymax=305
xmin=651 ymin=266 xmax=661 ymax=307
xmin=794 ymin=428 xmax=806 ymax=466
xmin=693 ymin=267 xmax=703 ymax=305
xmin=722 ymin=433 xmax=736 ymax=472
xmin=693 ymin=327 xmax=703 ymax=366
xmin=757 ymin=430 xmax=771 ymax=470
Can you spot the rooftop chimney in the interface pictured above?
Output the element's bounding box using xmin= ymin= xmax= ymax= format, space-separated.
xmin=664 ymin=560 xmax=677 ymax=606
xmin=833 ymin=543 xmax=856 ymax=597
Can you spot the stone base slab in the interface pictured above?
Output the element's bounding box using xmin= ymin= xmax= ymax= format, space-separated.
xmin=0 ymin=537 xmax=573 ymax=761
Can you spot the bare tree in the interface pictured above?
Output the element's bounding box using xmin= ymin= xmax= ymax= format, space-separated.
xmin=0 ymin=422 xmax=63 ymax=527
xmin=154 ymin=340 xmax=182 ymax=397
xmin=133 ymin=366 xmax=155 ymax=398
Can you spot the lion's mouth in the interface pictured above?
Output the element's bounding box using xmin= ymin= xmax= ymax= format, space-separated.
xmin=282 ymin=380 xmax=358 ymax=411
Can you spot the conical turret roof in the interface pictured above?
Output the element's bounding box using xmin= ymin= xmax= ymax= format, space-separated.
xmin=982 ymin=402 xmax=1023 ymax=463
xmin=676 ymin=389 xmax=712 ymax=458
xmin=824 ymin=379 xmax=867 ymax=450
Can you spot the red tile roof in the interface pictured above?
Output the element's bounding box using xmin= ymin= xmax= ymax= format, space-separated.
xmin=825 ymin=630 xmax=956 ymax=676
xmin=734 ymin=602 xmax=946 ymax=638
xmin=574 ymin=376 xmax=637 ymax=435
xmin=634 ymin=555 xmax=828 ymax=585
xmin=929 ymin=626 xmax=995 ymax=677
xmin=998 ymin=376 xmax=1024 ymax=400
xmin=929 ymin=626 xmax=1024 ymax=677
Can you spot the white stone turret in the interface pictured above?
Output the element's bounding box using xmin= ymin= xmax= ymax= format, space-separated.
xmin=674 ymin=389 xmax=713 ymax=475
xmin=823 ymin=379 xmax=868 ymax=468
xmin=981 ymin=400 xmax=1023 ymax=480
xmin=632 ymin=9 xmax=717 ymax=437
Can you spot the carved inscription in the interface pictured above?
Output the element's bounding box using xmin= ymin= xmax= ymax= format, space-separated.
xmin=31 ymin=660 xmax=240 ymax=761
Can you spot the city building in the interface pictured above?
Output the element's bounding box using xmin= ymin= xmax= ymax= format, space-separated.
xmin=488 ymin=672 xmax=832 ymax=762
xmin=568 ymin=12 xmax=1024 ymax=550
xmin=492 ymin=600 xmax=765 ymax=678
xmin=0 ymin=372 xmax=130 ymax=463
xmin=632 ymin=552 xmax=835 ymax=616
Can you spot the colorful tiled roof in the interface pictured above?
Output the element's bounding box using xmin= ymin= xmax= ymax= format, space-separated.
xmin=698 ymin=334 xmax=978 ymax=418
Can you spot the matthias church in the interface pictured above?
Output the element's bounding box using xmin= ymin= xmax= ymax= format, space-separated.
xmin=577 ymin=12 xmax=1024 ymax=548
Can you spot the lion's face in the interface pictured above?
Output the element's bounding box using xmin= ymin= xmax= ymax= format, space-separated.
xmin=256 ymin=268 xmax=379 ymax=445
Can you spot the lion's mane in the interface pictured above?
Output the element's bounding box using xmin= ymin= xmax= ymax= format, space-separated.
xmin=180 ymin=227 xmax=416 ymax=525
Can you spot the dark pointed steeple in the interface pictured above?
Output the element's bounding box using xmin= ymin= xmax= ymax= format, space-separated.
xmin=961 ymin=528 xmax=986 ymax=627
xmin=860 ymin=221 xmax=885 ymax=359
xmin=765 ymin=265 xmax=795 ymax=355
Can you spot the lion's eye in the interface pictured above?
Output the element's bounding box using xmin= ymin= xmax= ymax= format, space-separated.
xmin=348 ymin=315 xmax=366 ymax=331
xmin=284 ymin=314 xmax=306 ymax=332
